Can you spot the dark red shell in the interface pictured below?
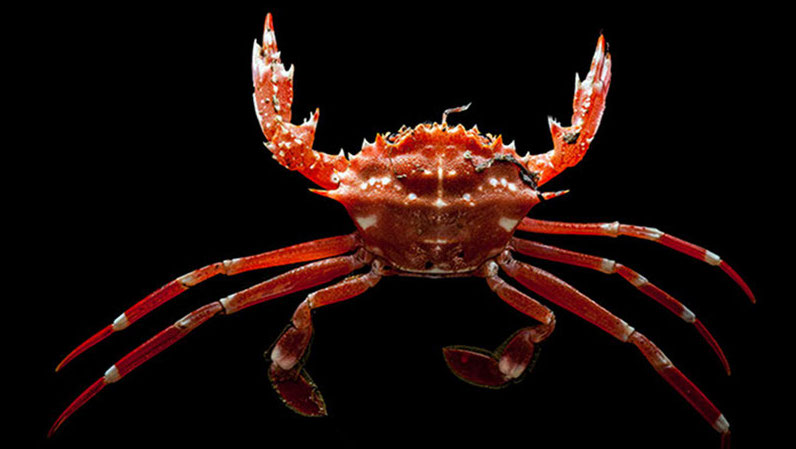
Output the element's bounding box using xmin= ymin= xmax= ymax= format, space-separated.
xmin=323 ymin=123 xmax=539 ymax=274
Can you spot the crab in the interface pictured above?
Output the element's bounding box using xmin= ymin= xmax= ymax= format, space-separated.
xmin=50 ymin=13 xmax=755 ymax=448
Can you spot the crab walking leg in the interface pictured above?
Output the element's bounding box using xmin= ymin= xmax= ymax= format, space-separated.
xmin=443 ymin=262 xmax=555 ymax=388
xmin=525 ymin=35 xmax=611 ymax=186
xmin=56 ymin=233 xmax=359 ymax=372
xmin=49 ymin=254 xmax=367 ymax=436
xmin=498 ymin=253 xmax=731 ymax=446
xmin=253 ymin=13 xmax=348 ymax=189
xmin=268 ymin=267 xmax=382 ymax=416
xmin=511 ymin=237 xmax=731 ymax=375
xmin=517 ymin=217 xmax=755 ymax=303
xmin=48 ymin=302 xmax=223 ymax=437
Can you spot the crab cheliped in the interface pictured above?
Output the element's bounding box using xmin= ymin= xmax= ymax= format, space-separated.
xmin=51 ymin=13 xmax=755 ymax=447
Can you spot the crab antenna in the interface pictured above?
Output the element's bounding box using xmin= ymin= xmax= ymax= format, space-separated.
xmin=442 ymin=102 xmax=472 ymax=124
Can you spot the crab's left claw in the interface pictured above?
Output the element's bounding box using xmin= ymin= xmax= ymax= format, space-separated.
xmin=268 ymin=363 xmax=327 ymax=417
xmin=526 ymin=35 xmax=612 ymax=186
xmin=253 ymin=13 xmax=348 ymax=189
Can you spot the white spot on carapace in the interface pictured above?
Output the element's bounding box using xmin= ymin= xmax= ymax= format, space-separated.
xmin=500 ymin=178 xmax=507 ymax=187
xmin=360 ymin=182 xmax=368 ymax=190
xmin=422 ymin=238 xmax=450 ymax=244
xmin=507 ymin=182 xmax=518 ymax=192
xmin=489 ymin=178 xmax=499 ymax=187
xmin=356 ymin=215 xmax=378 ymax=229
xmin=423 ymin=266 xmax=452 ymax=274
xmin=462 ymin=193 xmax=472 ymax=201
xmin=408 ymin=193 xmax=417 ymax=200
xmin=448 ymin=169 xmax=457 ymax=176
xmin=499 ymin=217 xmax=519 ymax=232
xmin=368 ymin=177 xmax=377 ymax=186
xmin=381 ymin=176 xmax=391 ymax=185
xmin=434 ymin=198 xmax=448 ymax=208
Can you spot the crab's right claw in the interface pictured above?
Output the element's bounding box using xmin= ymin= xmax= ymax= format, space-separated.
xmin=526 ymin=35 xmax=612 ymax=186
xmin=442 ymin=327 xmax=540 ymax=388
xmin=252 ymin=13 xmax=347 ymax=189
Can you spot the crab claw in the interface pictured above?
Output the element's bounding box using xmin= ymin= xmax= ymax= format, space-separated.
xmin=442 ymin=327 xmax=540 ymax=388
xmin=252 ymin=13 xmax=347 ymax=189
xmin=527 ymin=35 xmax=612 ymax=186
xmin=268 ymin=363 xmax=327 ymax=417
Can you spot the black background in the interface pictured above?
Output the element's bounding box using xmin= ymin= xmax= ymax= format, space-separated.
xmin=26 ymin=3 xmax=785 ymax=449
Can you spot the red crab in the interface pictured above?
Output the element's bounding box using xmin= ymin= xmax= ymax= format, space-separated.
xmin=50 ymin=13 xmax=755 ymax=448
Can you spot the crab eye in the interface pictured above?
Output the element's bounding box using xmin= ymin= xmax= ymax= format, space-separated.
xmin=330 ymin=173 xmax=340 ymax=184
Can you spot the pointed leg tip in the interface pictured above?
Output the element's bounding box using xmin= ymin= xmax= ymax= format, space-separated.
xmin=57 ymin=325 xmax=116 ymax=372
xmin=694 ymin=318 xmax=732 ymax=377
xmin=48 ymin=416 xmax=67 ymax=438
xmin=55 ymin=353 xmax=76 ymax=373
xmin=718 ymin=260 xmax=756 ymax=304
xmin=718 ymin=351 xmax=732 ymax=377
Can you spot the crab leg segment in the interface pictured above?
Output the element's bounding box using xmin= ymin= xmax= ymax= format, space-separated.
xmin=442 ymin=262 xmax=555 ymax=388
xmin=56 ymin=234 xmax=359 ymax=372
xmin=498 ymin=253 xmax=731 ymax=446
xmin=49 ymin=254 xmax=366 ymax=436
xmin=511 ymin=237 xmax=730 ymax=374
xmin=517 ymin=217 xmax=756 ymax=303
xmin=526 ymin=35 xmax=611 ymax=186
xmin=253 ymin=13 xmax=347 ymax=189
xmin=269 ymin=266 xmax=382 ymax=416
xmin=48 ymin=302 xmax=223 ymax=437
